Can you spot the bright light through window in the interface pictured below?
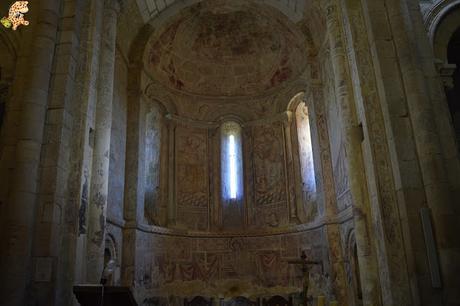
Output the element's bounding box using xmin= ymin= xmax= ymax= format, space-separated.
xmin=229 ymin=135 xmax=237 ymax=199
xmin=296 ymin=101 xmax=316 ymax=200
xmin=221 ymin=122 xmax=243 ymax=202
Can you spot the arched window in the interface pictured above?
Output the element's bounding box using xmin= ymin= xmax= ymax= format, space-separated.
xmin=295 ymin=101 xmax=316 ymax=201
xmin=221 ymin=121 xmax=244 ymax=228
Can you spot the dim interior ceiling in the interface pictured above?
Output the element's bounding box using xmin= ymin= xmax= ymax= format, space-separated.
xmin=136 ymin=0 xmax=307 ymax=24
xmin=140 ymin=0 xmax=316 ymax=98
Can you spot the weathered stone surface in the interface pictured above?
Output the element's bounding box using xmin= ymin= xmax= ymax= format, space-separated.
xmin=0 ymin=0 xmax=459 ymax=305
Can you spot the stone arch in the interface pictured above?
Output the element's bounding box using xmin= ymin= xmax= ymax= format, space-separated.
xmin=136 ymin=0 xmax=308 ymax=25
xmin=104 ymin=233 xmax=120 ymax=285
xmin=428 ymin=2 xmax=460 ymax=149
xmin=424 ymin=0 xmax=460 ymax=46
xmin=428 ymin=1 xmax=460 ymax=61
xmin=126 ymin=0 xmax=320 ymax=93
xmin=345 ymin=229 xmax=363 ymax=305
xmin=144 ymin=83 xmax=179 ymax=116
xmin=105 ymin=234 xmax=118 ymax=263
xmin=286 ymin=91 xmax=306 ymax=112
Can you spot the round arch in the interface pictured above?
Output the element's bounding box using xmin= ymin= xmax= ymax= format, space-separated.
xmin=428 ymin=2 xmax=460 ymax=150
xmin=428 ymin=1 xmax=460 ymax=61
xmin=424 ymin=0 xmax=460 ymax=45
xmin=136 ymin=0 xmax=308 ymax=26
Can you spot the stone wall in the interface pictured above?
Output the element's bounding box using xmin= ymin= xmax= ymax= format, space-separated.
xmin=108 ymin=51 xmax=129 ymax=223
xmin=135 ymin=93 xmax=322 ymax=232
xmin=132 ymin=228 xmax=330 ymax=305
xmin=1 ymin=0 xmax=459 ymax=305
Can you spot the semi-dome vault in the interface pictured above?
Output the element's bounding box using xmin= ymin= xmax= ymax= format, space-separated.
xmin=143 ymin=1 xmax=310 ymax=97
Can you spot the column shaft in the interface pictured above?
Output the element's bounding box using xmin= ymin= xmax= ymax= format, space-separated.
xmin=0 ymin=0 xmax=61 ymax=305
xmin=310 ymin=85 xmax=349 ymax=305
xmin=86 ymin=0 xmax=120 ymax=283
xmin=323 ymin=1 xmax=382 ymax=305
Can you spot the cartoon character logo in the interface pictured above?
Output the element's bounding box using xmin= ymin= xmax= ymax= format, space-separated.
xmin=1 ymin=1 xmax=30 ymax=30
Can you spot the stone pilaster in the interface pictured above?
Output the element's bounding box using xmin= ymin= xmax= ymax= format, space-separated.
xmin=121 ymin=61 xmax=145 ymax=286
xmin=308 ymin=85 xmax=349 ymax=305
xmin=340 ymin=0 xmax=415 ymax=305
xmin=322 ymin=1 xmax=382 ymax=305
xmin=86 ymin=0 xmax=121 ymax=283
xmin=167 ymin=120 xmax=176 ymax=226
xmin=282 ymin=112 xmax=301 ymax=222
xmin=362 ymin=0 xmax=460 ymax=303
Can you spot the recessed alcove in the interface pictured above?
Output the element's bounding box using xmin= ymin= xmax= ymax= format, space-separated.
xmin=119 ymin=0 xmax=339 ymax=301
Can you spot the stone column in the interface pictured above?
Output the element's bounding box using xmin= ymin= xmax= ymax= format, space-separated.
xmin=340 ymin=0 xmax=414 ymax=304
xmin=282 ymin=112 xmax=301 ymax=222
xmin=308 ymin=85 xmax=349 ymax=305
xmin=0 ymin=0 xmax=61 ymax=305
xmin=361 ymin=0 xmax=460 ymax=303
xmin=86 ymin=0 xmax=120 ymax=283
xmin=322 ymin=1 xmax=382 ymax=305
xmin=121 ymin=67 xmax=145 ymax=286
xmin=167 ymin=120 xmax=176 ymax=226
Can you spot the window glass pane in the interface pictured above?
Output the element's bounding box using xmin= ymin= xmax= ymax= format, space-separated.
xmin=296 ymin=102 xmax=316 ymax=200
xmin=221 ymin=122 xmax=243 ymax=202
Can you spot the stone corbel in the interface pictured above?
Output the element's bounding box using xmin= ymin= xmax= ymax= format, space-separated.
xmin=434 ymin=59 xmax=457 ymax=89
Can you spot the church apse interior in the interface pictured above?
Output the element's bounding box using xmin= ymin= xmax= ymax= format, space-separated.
xmin=0 ymin=0 xmax=459 ymax=305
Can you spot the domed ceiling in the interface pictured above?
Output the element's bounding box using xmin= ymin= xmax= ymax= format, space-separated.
xmin=144 ymin=1 xmax=310 ymax=97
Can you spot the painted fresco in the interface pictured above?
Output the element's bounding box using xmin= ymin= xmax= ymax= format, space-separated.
xmin=134 ymin=229 xmax=329 ymax=304
xmin=175 ymin=126 xmax=209 ymax=230
xmin=252 ymin=123 xmax=288 ymax=227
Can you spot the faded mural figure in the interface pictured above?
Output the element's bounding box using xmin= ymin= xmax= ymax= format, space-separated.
xmin=253 ymin=125 xmax=285 ymax=206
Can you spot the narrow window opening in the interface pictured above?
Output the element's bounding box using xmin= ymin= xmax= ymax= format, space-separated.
xmin=296 ymin=101 xmax=316 ymax=201
xmin=228 ymin=134 xmax=238 ymax=199
xmin=221 ymin=121 xmax=244 ymax=228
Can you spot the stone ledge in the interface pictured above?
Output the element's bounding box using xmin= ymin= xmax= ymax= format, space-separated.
xmin=122 ymin=205 xmax=354 ymax=238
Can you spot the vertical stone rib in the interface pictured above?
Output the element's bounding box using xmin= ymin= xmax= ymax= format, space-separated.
xmin=309 ymin=85 xmax=349 ymax=305
xmin=86 ymin=0 xmax=120 ymax=283
xmin=341 ymin=0 xmax=415 ymax=304
xmin=378 ymin=0 xmax=460 ymax=302
xmin=322 ymin=1 xmax=382 ymax=305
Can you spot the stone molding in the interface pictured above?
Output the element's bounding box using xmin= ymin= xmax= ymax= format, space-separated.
xmin=122 ymin=205 xmax=354 ymax=238
xmin=165 ymin=113 xmax=220 ymax=129
xmin=136 ymin=0 xmax=306 ymax=24
xmin=164 ymin=111 xmax=293 ymax=129
xmin=143 ymin=73 xmax=309 ymax=102
xmin=107 ymin=216 xmax=127 ymax=228
xmin=423 ymin=0 xmax=460 ymax=42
